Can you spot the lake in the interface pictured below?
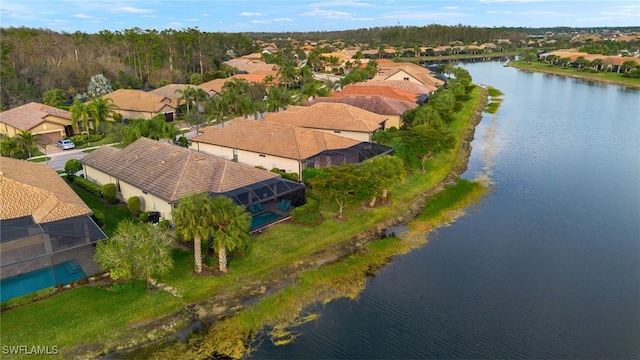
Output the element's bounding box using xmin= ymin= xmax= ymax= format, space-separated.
xmin=248 ymin=62 xmax=640 ymax=359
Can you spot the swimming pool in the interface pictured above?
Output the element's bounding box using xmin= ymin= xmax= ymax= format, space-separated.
xmin=1 ymin=260 xmax=87 ymax=302
xmin=250 ymin=211 xmax=284 ymax=231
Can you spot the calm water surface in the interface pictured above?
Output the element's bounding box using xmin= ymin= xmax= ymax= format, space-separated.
xmin=248 ymin=62 xmax=640 ymax=359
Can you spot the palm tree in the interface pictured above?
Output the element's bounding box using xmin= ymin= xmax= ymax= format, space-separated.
xmin=172 ymin=193 xmax=213 ymax=274
xmin=175 ymin=86 xmax=197 ymax=115
xmin=88 ymin=97 xmax=117 ymax=134
xmin=15 ymin=130 xmax=43 ymax=159
xmin=207 ymin=95 xmax=228 ymax=127
xmin=208 ymin=196 xmax=251 ymax=273
xmin=70 ymin=98 xmax=91 ymax=134
xmin=277 ymin=63 xmax=298 ymax=90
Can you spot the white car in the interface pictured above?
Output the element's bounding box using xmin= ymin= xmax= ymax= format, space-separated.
xmin=56 ymin=139 xmax=75 ymax=150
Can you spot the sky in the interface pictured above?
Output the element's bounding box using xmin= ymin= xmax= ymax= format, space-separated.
xmin=0 ymin=0 xmax=638 ymax=34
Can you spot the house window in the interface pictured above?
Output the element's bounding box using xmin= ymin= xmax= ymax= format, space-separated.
xmin=143 ymin=191 xmax=148 ymax=194
xmin=403 ymin=77 xmax=410 ymax=81
xmin=233 ymin=149 xmax=238 ymax=162
xmin=259 ymin=154 xmax=266 ymax=157
xmin=334 ymin=130 xmax=341 ymax=133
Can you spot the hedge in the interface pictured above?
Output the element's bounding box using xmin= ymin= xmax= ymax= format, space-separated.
xmin=271 ymin=168 xmax=299 ymax=182
xmin=74 ymin=176 xmax=102 ymax=197
xmin=127 ymin=196 xmax=142 ymax=218
xmin=290 ymin=195 xmax=323 ymax=226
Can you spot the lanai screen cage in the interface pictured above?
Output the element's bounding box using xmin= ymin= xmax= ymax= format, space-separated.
xmin=211 ymin=177 xmax=306 ymax=207
xmin=1 ymin=215 xmax=106 ymax=302
xmin=304 ymin=142 xmax=394 ymax=169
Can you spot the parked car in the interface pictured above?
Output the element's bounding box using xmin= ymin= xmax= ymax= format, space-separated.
xmin=56 ymin=139 xmax=75 ymax=150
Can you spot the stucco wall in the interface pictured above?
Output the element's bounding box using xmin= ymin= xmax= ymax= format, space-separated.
xmin=192 ymin=142 xmax=301 ymax=175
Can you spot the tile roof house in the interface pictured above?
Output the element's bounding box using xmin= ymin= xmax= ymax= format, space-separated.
xmin=334 ymin=85 xmax=419 ymax=103
xmin=350 ymin=80 xmax=437 ymax=96
xmin=306 ymin=94 xmax=417 ymax=129
xmin=200 ymin=73 xmax=279 ymax=95
xmin=263 ymin=103 xmax=388 ymax=142
xmin=1 ymin=157 xmax=106 ymax=300
xmin=0 ymin=102 xmax=74 ymax=143
xmin=80 ymin=137 xmax=305 ymax=221
xmin=374 ymin=59 xmax=445 ymax=89
xmin=98 ymin=89 xmax=178 ymax=121
xmin=190 ymin=119 xmax=392 ymax=180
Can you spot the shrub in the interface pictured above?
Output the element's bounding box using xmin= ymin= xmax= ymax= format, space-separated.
xmin=204 ymin=256 xmax=217 ymax=267
xmin=176 ymin=136 xmax=189 ymax=148
xmin=271 ymin=168 xmax=298 ymax=182
xmin=127 ymin=196 xmax=142 ymax=218
xmin=157 ymin=220 xmax=171 ymax=230
xmin=139 ymin=211 xmax=151 ymax=222
xmin=291 ymin=196 xmax=323 ymax=226
xmin=1 ymin=287 xmax=57 ymax=311
xmin=64 ymin=159 xmax=83 ymax=179
xmin=75 ymin=176 xmax=102 ymax=197
xmin=102 ymin=183 xmax=119 ymax=204
xmin=92 ymin=209 xmax=105 ymax=227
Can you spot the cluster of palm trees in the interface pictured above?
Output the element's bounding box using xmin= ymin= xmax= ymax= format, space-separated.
xmin=172 ymin=193 xmax=252 ymax=274
xmin=0 ymin=130 xmax=44 ymax=159
xmin=70 ymin=97 xmax=118 ymax=135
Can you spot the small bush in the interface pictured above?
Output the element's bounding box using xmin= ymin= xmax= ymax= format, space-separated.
xmin=64 ymin=159 xmax=83 ymax=178
xmin=271 ymin=168 xmax=298 ymax=182
xmin=75 ymin=176 xmax=102 ymax=197
xmin=301 ymin=168 xmax=330 ymax=187
xmin=204 ymin=256 xmax=217 ymax=267
xmin=102 ymin=183 xmax=119 ymax=204
xmin=291 ymin=196 xmax=323 ymax=226
xmin=92 ymin=209 xmax=105 ymax=227
xmin=127 ymin=196 xmax=142 ymax=218
xmin=157 ymin=220 xmax=171 ymax=230
xmin=140 ymin=211 xmax=151 ymax=222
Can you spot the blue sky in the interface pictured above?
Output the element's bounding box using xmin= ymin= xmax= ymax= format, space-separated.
xmin=1 ymin=0 xmax=638 ymax=34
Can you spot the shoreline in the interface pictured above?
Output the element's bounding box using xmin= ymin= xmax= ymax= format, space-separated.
xmin=507 ymin=62 xmax=640 ymax=89
xmin=68 ymin=88 xmax=489 ymax=359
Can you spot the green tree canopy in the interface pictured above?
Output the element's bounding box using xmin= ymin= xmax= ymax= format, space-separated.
xmin=94 ymin=221 xmax=174 ymax=292
xmin=397 ymin=125 xmax=455 ymax=171
xmin=309 ymin=164 xmax=370 ymax=219
xmin=207 ymin=196 xmax=252 ymax=273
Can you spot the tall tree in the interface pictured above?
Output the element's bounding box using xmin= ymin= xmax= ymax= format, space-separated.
xmin=94 ymin=221 xmax=174 ymax=292
xmin=208 ymin=196 xmax=251 ymax=273
xmin=360 ymin=155 xmax=405 ymax=206
xmin=70 ymin=98 xmax=91 ymax=133
xmin=310 ymin=164 xmax=368 ymax=219
xmin=172 ymin=193 xmax=213 ymax=274
xmin=397 ymin=125 xmax=455 ymax=172
xmin=15 ymin=130 xmax=42 ymax=158
xmin=42 ymin=89 xmax=68 ymax=107
xmin=175 ymin=85 xmax=197 ymax=115
xmin=88 ymin=97 xmax=117 ymax=134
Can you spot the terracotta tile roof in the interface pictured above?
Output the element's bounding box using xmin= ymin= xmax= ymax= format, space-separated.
xmin=374 ymin=59 xmax=444 ymax=88
xmin=263 ymin=103 xmax=387 ymax=133
xmin=335 ymin=85 xmax=418 ymax=103
xmin=542 ymin=51 xmax=640 ymax=67
xmin=149 ymin=84 xmax=212 ymax=100
xmin=223 ymin=58 xmax=278 ymax=74
xmin=306 ymin=94 xmax=417 ymax=116
xmin=98 ymin=89 xmax=177 ymax=112
xmin=200 ymin=73 xmax=280 ymax=94
xmin=350 ymin=80 xmax=437 ymax=94
xmin=0 ymin=102 xmax=72 ymax=131
xmin=0 ymin=157 xmax=92 ymax=223
xmin=191 ymin=119 xmax=361 ymax=160
xmin=80 ymin=137 xmax=280 ymax=203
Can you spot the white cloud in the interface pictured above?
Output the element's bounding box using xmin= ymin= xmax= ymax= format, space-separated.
xmin=301 ymin=9 xmax=353 ymax=19
xmin=274 ymin=18 xmax=293 ymax=22
xmin=72 ymin=13 xmax=95 ymax=19
xmin=239 ymin=12 xmax=264 ymax=16
xmin=251 ymin=20 xmax=270 ymax=24
xmin=111 ymin=7 xmax=153 ymax=14
xmin=308 ymin=0 xmax=373 ymax=7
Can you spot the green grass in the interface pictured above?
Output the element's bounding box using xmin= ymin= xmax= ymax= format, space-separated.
xmin=487 ymin=87 xmax=504 ymax=97
xmin=29 ymin=156 xmax=50 ymax=162
xmin=70 ymin=184 xmax=132 ymax=236
xmin=0 ymin=86 xmax=488 ymax=359
xmin=509 ymin=61 xmax=640 ymax=88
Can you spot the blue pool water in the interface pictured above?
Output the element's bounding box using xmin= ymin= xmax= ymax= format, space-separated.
xmin=1 ymin=260 xmax=86 ymax=302
xmin=250 ymin=211 xmax=283 ymax=231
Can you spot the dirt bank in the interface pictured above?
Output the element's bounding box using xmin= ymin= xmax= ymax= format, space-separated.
xmin=70 ymin=88 xmax=489 ymax=359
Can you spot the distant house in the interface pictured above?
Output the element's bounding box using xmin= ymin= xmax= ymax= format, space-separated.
xmin=374 ymin=59 xmax=444 ymax=88
xmin=200 ymin=73 xmax=279 ymax=95
xmin=306 ymin=94 xmax=417 ymax=129
xmin=0 ymin=157 xmax=106 ymax=302
xmin=190 ymin=119 xmax=393 ymax=180
xmin=0 ymin=102 xmax=74 ymax=142
xmin=149 ymin=84 xmax=213 ymax=112
xmin=98 ymin=89 xmax=178 ymax=121
xmin=80 ymin=137 xmax=305 ymax=221
xmin=350 ymin=79 xmax=437 ymax=97
xmin=263 ymin=103 xmax=388 ymax=142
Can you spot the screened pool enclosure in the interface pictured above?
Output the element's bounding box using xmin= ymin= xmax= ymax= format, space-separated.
xmin=0 ymin=215 xmax=106 ymax=302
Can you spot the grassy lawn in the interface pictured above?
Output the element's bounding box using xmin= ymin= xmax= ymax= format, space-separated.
xmin=70 ymin=183 xmax=133 ymax=236
xmin=0 ymin=87 xmax=487 ymax=358
xmin=509 ymin=61 xmax=640 ymax=88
